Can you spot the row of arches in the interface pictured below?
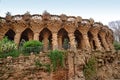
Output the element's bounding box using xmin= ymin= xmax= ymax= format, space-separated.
xmin=5 ymin=28 xmax=70 ymax=50
xmin=4 ymin=27 xmax=105 ymax=51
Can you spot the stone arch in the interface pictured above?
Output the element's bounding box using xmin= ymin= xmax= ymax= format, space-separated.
xmin=4 ymin=29 xmax=15 ymax=41
xmin=58 ymin=28 xmax=70 ymax=50
xmin=39 ymin=28 xmax=52 ymax=51
xmin=74 ymin=30 xmax=82 ymax=49
xmin=0 ymin=27 xmax=9 ymax=40
xmin=20 ymin=28 xmax=34 ymax=41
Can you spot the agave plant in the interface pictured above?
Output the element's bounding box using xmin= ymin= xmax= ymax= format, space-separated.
xmin=0 ymin=37 xmax=17 ymax=53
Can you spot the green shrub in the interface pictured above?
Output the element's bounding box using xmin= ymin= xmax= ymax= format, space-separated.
xmin=114 ymin=41 xmax=120 ymax=50
xmin=0 ymin=49 xmax=20 ymax=58
xmin=22 ymin=40 xmax=43 ymax=54
xmin=0 ymin=37 xmax=17 ymax=53
xmin=83 ymin=57 xmax=97 ymax=80
xmin=48 ymin=50 xmax=65 ymax=71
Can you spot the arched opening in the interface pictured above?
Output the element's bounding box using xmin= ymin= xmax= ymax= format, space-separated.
xmin=20 ymin=28 xmax=34 ymax=41
xmin=39 ymin=28 xmax=52 ymax=50
xmin=58 ymin=28 xmax=69 ymax=50
xmin=98 ymin=34 xmax=104 ymax=49
xmin=74 ymin=30 xmax=82 ymax=49
xmin=4 ymin=29 xmax=15 ymax=41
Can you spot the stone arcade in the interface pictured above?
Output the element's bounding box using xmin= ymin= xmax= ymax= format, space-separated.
xmin=0 ymin=12 xmax=114 ymax=52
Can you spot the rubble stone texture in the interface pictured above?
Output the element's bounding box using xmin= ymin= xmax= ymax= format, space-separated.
xmin=0 ymin=51 xmax=120 ymax=80
xmin=0 ymin=12 xmax=114 ymax=52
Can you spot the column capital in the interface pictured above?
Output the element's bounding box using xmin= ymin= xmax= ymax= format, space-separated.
xmin=52 ymin=31 xmax=58 ymax=34
xmin=33 ymin=31 xmax=39 ymax=34
xmin=16 ymin=31 xmax=21 ymax=34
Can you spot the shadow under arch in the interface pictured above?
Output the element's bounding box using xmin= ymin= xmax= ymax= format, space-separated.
xmin=58 ymin=28 xmax=70 ymax=50
xmin=39 ymin=28 xmax=52 ymax=51
xmin=74 ymin=30 xmax=82 ymax=49
xmin=20 ymin=28 xmax=34 ymax=41
xmin=4 ymin=29 xmax=15 ymax=41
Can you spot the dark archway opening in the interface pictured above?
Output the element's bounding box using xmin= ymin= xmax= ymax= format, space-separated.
xmin=58 ymin=28 xmax=70 ymax=50
xmin=98 ymin=34 xmax=104 ymax=49
xmin=74 ymin=30 xmax=82 ymax=49
xmin=5 ymin=29 xmax=15 ymax=41
xmin=20 ymin=28 xmax=34 ymax=41
xmin=39 ymin=28 xmax=52 ymax=50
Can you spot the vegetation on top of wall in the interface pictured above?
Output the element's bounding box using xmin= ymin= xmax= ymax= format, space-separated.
xmin=83 ymin=57 xmax=97 ymax=80
xmin=0 ymin=37 xmax=20 ymax=58
xmin=48 ymin=50 xmax=65 ymax=71
xmin=22 ymin=40 xmax=43 ymax=54
xmin=0 ymin=37 xmax=17 ymax=53
xmin=114 ymin=41 xmax=120 ymax=50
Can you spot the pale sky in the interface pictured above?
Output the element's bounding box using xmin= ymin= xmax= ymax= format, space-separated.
xmin=0 ymin=0 xmax=120 ymax=25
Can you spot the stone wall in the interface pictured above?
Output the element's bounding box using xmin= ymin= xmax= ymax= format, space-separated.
xmin=0 ymin=51 xmax=120 ymax=80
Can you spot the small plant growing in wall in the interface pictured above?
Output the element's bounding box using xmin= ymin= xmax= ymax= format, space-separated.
xmin=48 ymin=50 xmax=65 ymax=71
xmin=83 ymin=57 xmax=97 ymax=80
xmin=114 ymin=41 xmax=120 ymax=50
xmin=35 ymin=60 xmax=51 ymax=73
xmin=22 ymin=40 xmax=43 ymax=54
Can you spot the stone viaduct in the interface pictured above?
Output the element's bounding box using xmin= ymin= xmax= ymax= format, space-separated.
xmin=0 ymin=12 xmax=114 ymax=52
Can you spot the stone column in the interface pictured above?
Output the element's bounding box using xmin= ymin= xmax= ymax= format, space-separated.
xmin=99 ymin=33 xmax=110 ymax=51
xmin=33 ymin=32 xmax=39 ymax=41
xmin=43 ymin=33 xmax=49 ymax=52
xmin=106 ymin=33 xmax=115 ymax=51
xmin=82 ymin=33 xmax=91 ymax=50
xmin=78 ymin=22 xmax=91 ymax=50
xmin=92 ymin=34 xmax=102 ymax=50
xmin=68 ymin=33 xmax=77 ymax=52
xmin=52 ymin=32 xmax=58 ymax=50
xmin=14 ymin=32 xmax=21 ymax=46
xmin=28 ymin=33 xmax=33 ymax=40
xmin=68 ymin=52 xmax=75 ymax=80
xmin=58 ymin=35 xmax=62 ymax=50
xmin=80 ymin=38 xmax=85 ymax=49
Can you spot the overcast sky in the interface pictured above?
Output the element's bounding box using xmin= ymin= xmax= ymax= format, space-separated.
xmin=0 ymin=0 xmax=120 ymax=25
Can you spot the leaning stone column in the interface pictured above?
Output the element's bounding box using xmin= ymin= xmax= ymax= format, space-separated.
xmin=106 ymin=30 xmax=115 ymax=51
xmin=78 ymin=20 xmax=91 ymax=50
xmin=58 ymin=35 xmax=62 ymax=50
xmin=92 ymin=34 xmax=102 ymax=50
xmin=52 ymin=32 xmax=58 ymax=50
xmin=82 ymin=33 xmax=91 ymax=50
xmin=90 ymin=24 xmax=103 ymax=51
xmin=99 ymin=30 xmax=110 ymax=51
xmin=14 ymin=32 xmax=21 ymax=46
xmin=43 ymin=33 xmax=49 ymax=52
xmin=33 ymin=32 xmax=39 ymax=41
xmin=68 ymin=33 xmax=77 ymax=52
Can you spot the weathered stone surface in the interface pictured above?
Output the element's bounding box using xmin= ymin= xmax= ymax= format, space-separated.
xmin=0 ymin=51 xmax=120 ymax=80
xmin=0 ymin=12 xmax=114 ymax=52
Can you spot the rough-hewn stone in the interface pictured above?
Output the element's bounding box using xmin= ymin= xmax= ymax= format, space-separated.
xmin=0 ymin=12 xmax=114 ymax=52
